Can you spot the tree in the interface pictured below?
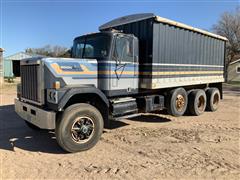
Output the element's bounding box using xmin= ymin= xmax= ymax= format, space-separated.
xmin=25 ymin=45 xmax=71 ymax=58
xmin=212 ymin=6 xmax=240 ymax=68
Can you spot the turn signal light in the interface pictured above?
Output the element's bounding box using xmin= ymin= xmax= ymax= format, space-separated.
xmin=53 ymin=81 xmax=60 ymax=89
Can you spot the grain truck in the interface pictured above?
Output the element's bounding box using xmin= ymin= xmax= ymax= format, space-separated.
xmin=15 ymin=13 xmax=227 ymax=152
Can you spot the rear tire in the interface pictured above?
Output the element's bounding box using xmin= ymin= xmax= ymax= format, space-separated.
xmin=55 ymin=103 xmax=104 ymax=153
xmin=167 ymin=88 xmax=188 ymax=117
xmin=206 ymin=88 xmax=220 ymax=111
xmin=188 ymin=89 xmax=207 ymax=116
xmin=24 ymin=121 xmax=41 ymax=130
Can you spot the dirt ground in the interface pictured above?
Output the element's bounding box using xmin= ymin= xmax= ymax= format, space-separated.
xmin=0 ymin=83 xmax=239 ymax=179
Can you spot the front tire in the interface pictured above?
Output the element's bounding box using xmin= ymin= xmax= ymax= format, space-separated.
xmin=167 ymin=88 xmax=188 ymax=117
xmin=56 ymin=103 xmax=104 ymax=153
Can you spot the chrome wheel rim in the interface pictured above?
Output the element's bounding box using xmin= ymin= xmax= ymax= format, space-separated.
xmin=71 ymin=116 xmax=94 ymax=144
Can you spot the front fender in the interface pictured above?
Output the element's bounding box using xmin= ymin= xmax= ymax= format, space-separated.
xmin=57 ymin=86 xmax=109 ymax=111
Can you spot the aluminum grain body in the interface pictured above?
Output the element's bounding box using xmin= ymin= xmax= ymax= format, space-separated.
xmin=100 ymin=13 xmax=226 ymax=89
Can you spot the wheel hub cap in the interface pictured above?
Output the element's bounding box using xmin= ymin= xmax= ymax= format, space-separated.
xmin=81 ymin=125 xmax=89 ymax=134
xmin=176 ymin=94 xmax=185 ymax=112
xmin=71 ymin=116 xmax=94 ymax=144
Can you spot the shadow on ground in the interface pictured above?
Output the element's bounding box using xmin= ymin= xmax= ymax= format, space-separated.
xmin=0 ymin=105 xmax=66 ymax=154
xmin=128 ymin=113 xmax=171 ymax=123
xmin=0 ymin=104 xmax=171 ymax=154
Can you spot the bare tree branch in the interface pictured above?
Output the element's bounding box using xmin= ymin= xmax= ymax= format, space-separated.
xmin=25 ymin=45 xmax=71 ymax=58
xmin=212 ymin=6 xmax=240 ymax=67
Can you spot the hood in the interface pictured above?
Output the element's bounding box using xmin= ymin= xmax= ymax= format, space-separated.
xmin=42 ymin=57 xmax=98 ymax=88
xmin=42 ymin=57 xmax=98 ymax=77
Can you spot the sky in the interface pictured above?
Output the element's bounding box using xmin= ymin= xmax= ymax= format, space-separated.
xmin=0 ymin=0 xmax=239 ymax=57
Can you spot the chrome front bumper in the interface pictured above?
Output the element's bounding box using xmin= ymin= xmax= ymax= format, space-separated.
xmin=14 ymin=99 xmax=56 ymax=129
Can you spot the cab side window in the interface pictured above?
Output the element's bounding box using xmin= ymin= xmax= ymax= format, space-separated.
xmin=84 ymin=44 xmax=94 ymax=58
xmin=113 ymin=36 xmax=133 ymax=63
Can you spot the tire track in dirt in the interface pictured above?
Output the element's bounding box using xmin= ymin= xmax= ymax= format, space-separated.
xmin=101 ymin=126 xmax=240 ymax=178
xmin=1 ymin=85 xmax=240 ymax=179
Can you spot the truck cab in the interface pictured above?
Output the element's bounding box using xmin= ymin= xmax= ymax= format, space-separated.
xmin=15 ymin=31 xmax=141 ymax=153
xmin=71 ymin=31 xmax=139 ymax=97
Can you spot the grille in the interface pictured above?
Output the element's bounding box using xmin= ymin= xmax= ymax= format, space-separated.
xmin=21 ymin=64 xmax=40 ymax=102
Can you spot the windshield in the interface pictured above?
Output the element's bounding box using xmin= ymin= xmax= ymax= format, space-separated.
xmin=72 ymin=34 xmax=111 ymax=60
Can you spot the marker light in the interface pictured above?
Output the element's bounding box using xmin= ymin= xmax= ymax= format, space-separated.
xmin=53 ymin=81 xmax=60 ymax=89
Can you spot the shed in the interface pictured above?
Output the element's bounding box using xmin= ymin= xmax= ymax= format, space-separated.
xmin=227 ymin=59 xmax=240 ymax=82
xmin=4 ymin=52 xmax=44 ymax=77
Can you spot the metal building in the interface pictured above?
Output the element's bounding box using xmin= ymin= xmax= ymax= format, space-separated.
xmin=4 ymin=52 xmax=44 ymax=77
xmin=227 ymin=59 xmax=240 ymax=82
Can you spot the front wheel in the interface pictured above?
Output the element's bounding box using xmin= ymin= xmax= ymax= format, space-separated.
xmin=55 ymin=103 xmax=104 ymax=153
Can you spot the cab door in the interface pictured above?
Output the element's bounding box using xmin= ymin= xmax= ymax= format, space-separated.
xmin=110 ymin=34 xmax=138 ymax=94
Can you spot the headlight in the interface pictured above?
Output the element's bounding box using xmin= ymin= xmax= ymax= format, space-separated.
xmin=47 ymin=89 xmax=58 ymax=104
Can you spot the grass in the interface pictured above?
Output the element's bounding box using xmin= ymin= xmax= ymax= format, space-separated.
xmin=225 ymin=81 xmax=240 ymax=87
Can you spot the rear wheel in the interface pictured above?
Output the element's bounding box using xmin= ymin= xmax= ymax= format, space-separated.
xmin=56 ymin=103 xmax=104 ymax=153
xmin=188 ymin=89 xmax=207 ymax=116
xmin=206 ymin=88 xmax=220 ymax=111
xmin=167 ymin=88 xmax=188 ymax=116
